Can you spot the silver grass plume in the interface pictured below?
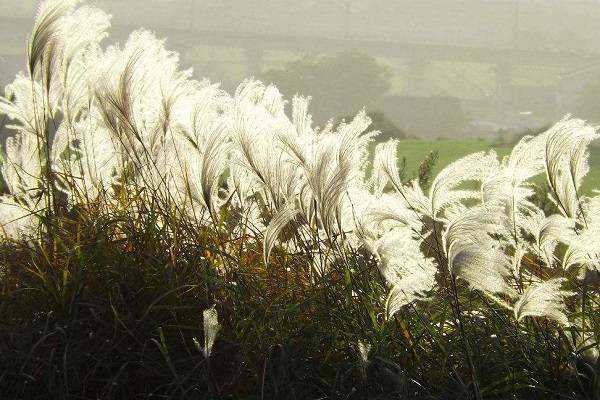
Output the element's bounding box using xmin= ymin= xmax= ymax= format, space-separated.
xmin=451 ymin=245 xmax=515 ymax=300
xmin=291 ymin=95 xmax=312 ymax=136
xmin=263 ymin=201 xmax=300 ymax=267
xmin=376 ymin=228 xmax=437 ymax=316
xmin=1 ymin=116 xmax=43 ymax=196
xmin=0 ymin=196 xmax=42 ymax=241
xmin=371 ymin=140 xmax=403 ymax=195
xmin=304 ymin=111 xmax=375 ymax=238
xmin=202 ymin=306 xmax=220 ymax=359
xmin=356 ymin=340 xmax=371 ymax=381
xmin=94 ymin=48 xmax=140 ymax=151
xmin=443 ymin=205 xmax=515 ymax=299
xmin=60 ymin=119 xmax=119 ymax=201
xmin=197 ymin=121 xmax=231 ymax=215
xmin=57 ymin=5 xmax=111 ymax=121
xmin=514 ymin=278 xmax=575 ymax=326
xmin=0 ymin=74 xmax=49 ymax=137
xmin=563 ymin=230 xmax=600 ymax=272
xmin=428 ymin=151 xmax=497 ymax=219
xmin=505 ymin=133 xmax=548 ymax=179
xmin=442 ymin=205 xmax=497 ymax=270
xmin=362 ymin=193 xmax=423 ymax=235
xmin=230 ymin=93 xmax=299 ymax=208
xmin=27 ymin=0 xmax=77 ymax=79
xmin=561 ymin=194 xmax=600 ymax=272
xmin=483 ymin=133 xmax=546 ymax=237
xmin=306 ymin=145 xmax=351 ymax=237
xmin=521 ymin=211 xmax=573 ymax=268
xmin=544 ymin=117 xmax=598 ymax=219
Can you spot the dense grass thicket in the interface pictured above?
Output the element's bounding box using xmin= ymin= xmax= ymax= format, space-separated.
xmin=0 ymin=1 xmax=598 ymax=399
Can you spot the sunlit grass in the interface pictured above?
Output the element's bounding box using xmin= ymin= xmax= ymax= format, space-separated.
xmin=394 ymin=137 xmax=600 ymax=194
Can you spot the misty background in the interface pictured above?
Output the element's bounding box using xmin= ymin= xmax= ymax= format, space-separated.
xmin=3 ymin=0 xmax=600 ymax=140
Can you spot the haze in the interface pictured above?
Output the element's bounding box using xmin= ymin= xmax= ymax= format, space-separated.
xmin=2 ymin=0 xmax=600 ymax=138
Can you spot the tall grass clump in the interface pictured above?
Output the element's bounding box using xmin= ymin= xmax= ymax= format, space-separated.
xmin=0 ymin=1 xmax=598 ymax=399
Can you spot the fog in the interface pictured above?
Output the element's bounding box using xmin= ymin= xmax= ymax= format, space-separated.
xmin=2 ymin=0 xmax=600 ymax=138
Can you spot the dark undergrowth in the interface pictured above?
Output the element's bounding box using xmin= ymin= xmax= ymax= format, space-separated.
xmin=0 ymin=204 xmax=597 ymax=400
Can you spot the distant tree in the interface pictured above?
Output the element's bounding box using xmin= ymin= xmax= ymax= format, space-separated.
xmin=337 ymin=111 xmax=406 ymax=141
xmin=186 ymin=45 xmax=249 ymax=91
xmin=261 ymin=50 xmax=392 ymax=123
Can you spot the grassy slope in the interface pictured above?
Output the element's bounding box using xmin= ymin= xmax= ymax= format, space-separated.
xmin=394 ymin=138 xmax=600 ymax=194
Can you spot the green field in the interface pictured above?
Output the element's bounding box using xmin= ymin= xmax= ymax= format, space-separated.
xmin=394 ymin=138 xmax=600 ymax=195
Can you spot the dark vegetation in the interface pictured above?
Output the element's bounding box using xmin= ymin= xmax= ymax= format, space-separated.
xmin=0 ymin=160 xmax=598 ymax=400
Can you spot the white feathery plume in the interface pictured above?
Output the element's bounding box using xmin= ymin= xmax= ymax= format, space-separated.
xmin=428 ymin=151 xmax=498 ymax=219
xmin=189 ymin=120 xmax=231 ymax=214
xmin=93 ymin=45 xmax=140 ymax=153
xmin=375 ymin=228 xmax=437 ymax=316
xmin=27 ymin=0 xmax=78 ymax=79
xmin=1 ymin=123 xmax=43 ymax=196
xmin=234 ymin=79 xmax=266 ymax=106
xmin=511 ymin=245 xmax=527 ymax=277
xmin=51 ymin=3 xmax=111 ymax=122
xmin=480 ymin=166 xmax=536 ymax=245
xmin=47 ymin=121 xmax=74 ymax=195
xmin=514 ymin=278 xmax=574 ymax=326
xmin=562 ymin=228 xmax=600 ymax=272
xmin=302 ymin=111 xmax=375 ymax=237
xmin=184 ymin=83 xmax=229 ymax=145
xmin=259 ymin=84 xmax=286 ymax=118
xmin=56 ymin=4 xmax=111 ymax=68
xmin=558 ymin=189 xmax=600 ymax=272
xmin=400 ymin=179 xmax=431 ymax=217
xmin=343 ymin=186 xmax=380 ymax=251
xmin=544 ymin=117 xmax=598 ymax=219
xmin=371 ymin=139 xmax=403 ymax=195
xmin=263 ymin=201 xmax=300 ymax=267
xmin=0 ymin=74 xmax=48 ymax=137
xmin=504 ymin=132 xmax=549 ymax=183
xmin=276 ymin=124 xmax=310 ymax=169
xmin=442 ymin=205 xmax=515 ymax=298
xmin=57 ymin=118 xmax=119 ymax=200
xmin=356 ymin=340 xmax=371 ymax=380
xmin=357 ymin=340 xmax=371 ymax=364
xmin=335 ymin=109 xmax=378 ymax=180
xmin=202 ymin=306 xmax=221 ymax=359
xmin=305 ymin=145 xmax=350 ymax=237
xmin=442 ymin=205 xmax=497 ymax=270
xmin=94 ymin=30 xmax=188 ymax=146
xmin=0 ymin=195 xmax=42 ymax=241
xmin=581 ymin=191 xmax=600 ymax=226
xmin=520 ymin=211 xmax=573 ymax=267
xmin=359 ymin=192 xmax=423 ymax=242
xmin=291 ymin=95 xmax=312 ymax=136
xmin=227 ymin=161 xmax=260 ymax=207
xmin=91 ymin=29 xmax=202 ymax=204
xmin=230 ymin=97 xmax=300 ymax=208
xmin=451 ymin=245 xmax=516 ymax=299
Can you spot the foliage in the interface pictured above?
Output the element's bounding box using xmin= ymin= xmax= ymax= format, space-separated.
xmin=342 ymin=111 xmax=406 ymax=141
xmin=262 ymin=49 xmax=392 ymax=123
